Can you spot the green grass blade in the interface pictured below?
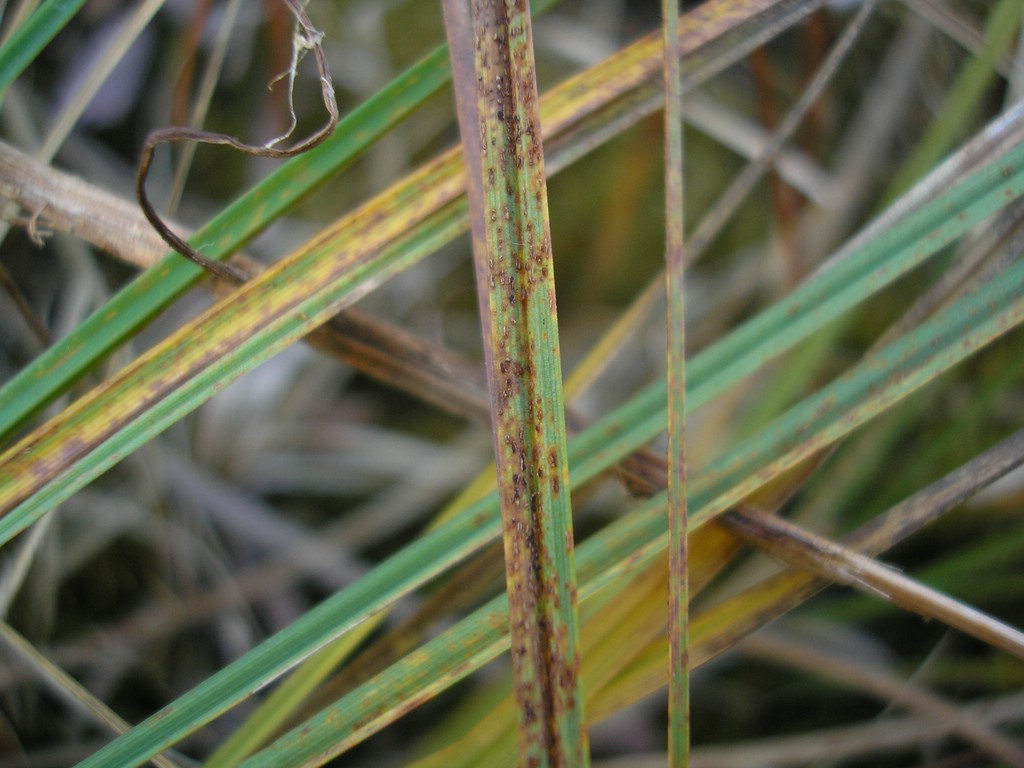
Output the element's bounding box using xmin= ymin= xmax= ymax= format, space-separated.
xmin=452 ymin=1 xmax=586 ymax=763
xmin=0 ymin=17 xmax=1015 ymax=768
xmin=238 ymin=492 xmax=669 ymax=768
xmin=64 ymin=119 xmax=1024 ymax=768
xmin=0 ymin=0 xmax=87 ymax=101
xmin=597 ymin=425 xmax=1024 ymax=721
xmin=242 ymin=250 xmax=1024 ymax=765
xmin=887 ymin=0 xmax=1022 ymax=198
xmin=0 ymin=42 xmax=452 ymax=443
xmin=568 ymin=124 xmax=1024 ymax=483
xmin=203 ymin=618 xmax=379 ymax=768
xmin=0 ymin=186 xmax=468 ymax=541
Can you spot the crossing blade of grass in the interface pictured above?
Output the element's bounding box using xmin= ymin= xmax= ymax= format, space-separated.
xmin=592 ymin=425 xmax=1024 ymax=722
xmin=0 ymin=0 xmax=88 ymax=101
xmin=4 ymin=30 xmax=1020 ymax=768
xmin=216 ymin=268 xmax=663 ymax=765
xmin=722 ymin=178 xmax=1024 ymax=540
xmin=567 ymin=113 xmax=1024 ymax=484
xmin=236 ymin=493 xmax=668 ymax=768
xmin=236 ymin=242 xmax=1024 ymax=766
xmin=0 ymin=103 xmax=1019 ymax=768
xmin=0 ymin=177 xmax=470 ymax=539
xmin=0 ymin=140 xmax=494 ymax=426
xmin=682 ymin=270 xmax=1024 ymax=529
xmin=405 ymin=558 xmax=671 ymax=768
xmin=203 ymin=616 xmax=380 ymax=768
xmin=0 ymin=0 xmax=807 ymax=445
xmin=0 ymin=42 xmax=453 ymax=443
xmin=887 ymin=0 xmax=1023 ymax=198
xmin=661 ymin=0 xmax=689 ymax=763
xmin=446 ymin=0 xmax=586 ymax=763
xmin=410 ymin=522 xmax=741 ymax=768
xmin=722 ymin=506 xmax=1024 ymax=660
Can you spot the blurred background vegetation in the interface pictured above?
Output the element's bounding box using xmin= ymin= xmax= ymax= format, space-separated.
xmin=0 ymin=0 xmax=1023 ymax=765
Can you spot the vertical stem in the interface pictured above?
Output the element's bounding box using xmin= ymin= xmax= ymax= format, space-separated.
xmin=444 ymin=0 xmax=588 ymax=764
xmin=663 ymin=0 xmax=689 ymax=766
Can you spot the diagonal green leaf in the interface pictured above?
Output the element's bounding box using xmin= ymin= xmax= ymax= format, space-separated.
xmin=64 ymin=112 xmax=1024 ymax=768
xmin=887 ymin=0 xmax=1023 ymax=198
xmin=568 ymin=117 xmax=1024 ymax=484
xmin=593 ymin=424 xmax=1024 ymax=723
xmin=0 ymin=42 xmax=452 ymax=443
xmin=0 ymin=0 xmax=805 ymax=445
xmin=0 ymin=0 xmax=88 ymax=101
xmin=241 ymin=247 xmax=1024 ymax=766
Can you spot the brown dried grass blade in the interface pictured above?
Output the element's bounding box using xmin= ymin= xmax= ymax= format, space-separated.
xmin=723 ymin=505 xmax=1024 ymax=661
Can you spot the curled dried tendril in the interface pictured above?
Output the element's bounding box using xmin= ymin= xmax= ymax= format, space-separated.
xmin=135 ymin=0 xmax=338 ymax=284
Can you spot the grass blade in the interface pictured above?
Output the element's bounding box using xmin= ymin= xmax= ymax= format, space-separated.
xmin=661 ymin=0 xmax=689 ymax=764
xmin=0 ymin=0 xmax=87 ymax=101
xmin=6 ymin=114 xmax=1017 ymax=768
xmin=239 ymin=232 xmax=1024 ymax=765
xmin=723 ymin=506 xmax=1024 ymax=661
xmin=0 ymin=0 xmax=803 ymax=445
xmin=567 ymin=117 xmax=1024 ymax=484
xmin=1 ymin=7 xmax=1018 ymax=764
xmin=594 ymin=426 xmax=1024 ymax=723
xmin=0 ymin=42 xmax=451 ymax=442
xmin=447 ymin=0 xmax=586 ymax=763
